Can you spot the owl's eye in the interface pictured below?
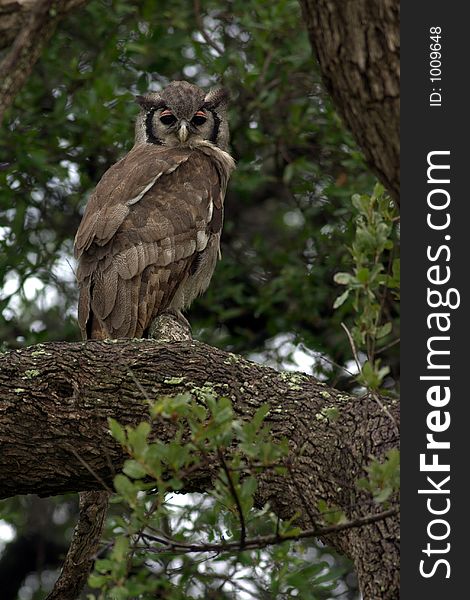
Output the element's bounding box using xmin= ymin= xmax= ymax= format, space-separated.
xmin=191 ymin=111 xmax=207 ymax=127
xmin=160 ymin=110 xmax=176 ymax=125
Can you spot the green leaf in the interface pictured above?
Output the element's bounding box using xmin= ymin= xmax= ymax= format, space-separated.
xmin=357 ymin=449 xmax=400 ymax=504
xmin=240 ymin=477 xmax=258 ymax=508
xmin=252 ymin=404 xmax=270 ymax=429
xmin=108 ymin=586 xmax=129 ymax=600
xmin=333 ymin=272 xmax=353 ymax=285
xmin=356 ymin=267 xmax=370 ymax=283
xmin=376 ymin=322 xmax=392 ymax=339
xmin=123 ymin=459 xmax=147 ymax=479
xmin=333 ymin=289 xmax=350 ymax=308
xmin=111 ymin=536 xmax=130 ymax=561
xmin=113 ymin=474 xmax=136 ymax=501
xmin=88 ymin=574 xmax=109 ymax=588
xmin=108 ymin=418 xmax=126 ymax=445
xmin=126 ymin=422 xmax=150 ymax=457
xmin=94 ymin=558 xmax=114 ymax=574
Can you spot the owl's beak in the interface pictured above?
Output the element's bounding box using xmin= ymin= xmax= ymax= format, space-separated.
xmin=177 ymin=120 xmax=189 ymax=143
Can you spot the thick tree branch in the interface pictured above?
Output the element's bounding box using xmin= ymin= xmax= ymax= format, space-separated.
xmin=0 ymin=339 xmax=399 ymax=598
xmin=299 ymin=0 xmax=400 ymax=205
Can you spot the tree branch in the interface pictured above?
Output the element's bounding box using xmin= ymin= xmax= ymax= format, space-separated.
xmin=0 ymin=338 xmax=399 ymax=598
xmin=193 ymin=0 xmax=224 ymax=55
xmin=217 ymin=447 xmax=247 ymax=549
xmin=44 ymin=314 xmax=192 ymax=600
xmin=0 ymin=0 xmax=88 ymax=123
xmin=137 ymin=507 xmax=398 ymax=554
xmin=45 ymin=491 xmax=108 ymax=600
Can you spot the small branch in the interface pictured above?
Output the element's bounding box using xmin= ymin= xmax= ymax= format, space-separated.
xmin=137 ymin=507 xmax=398 ymax=554
xmin=341 ymin=322 xmax=361 ymax=373
xmin=369 ymin=392 xmax=399 ymax=436
xmin=376 ymin=337 xmax=400 ymax=355
xmin=67 ymin=445 xmax=113 ymax=493
xmin=258 ymin=49 xmax=274 ymax=88
xmin=217 ymin=447 xmax=246 ymax=549
xmin=298 ymin=342 xmax=356 ymax=377
xmin=0 ymin=0 xmax=88 ymax=123
xmin=193 ymin=0 xmax=223 ymax=55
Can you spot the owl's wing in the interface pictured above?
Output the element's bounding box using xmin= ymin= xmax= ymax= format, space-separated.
xmin=74 ymin=145 xmax=225 ymax=339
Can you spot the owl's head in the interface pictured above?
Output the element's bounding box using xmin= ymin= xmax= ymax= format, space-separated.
xmin=134 ymin=81 xmax=229 ymax=151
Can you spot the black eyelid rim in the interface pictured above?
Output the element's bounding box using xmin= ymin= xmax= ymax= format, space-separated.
xmin=191 ymin=114 xmax=208 ymax=125
xmin=160 ymin=113 xmax=177 ymax=124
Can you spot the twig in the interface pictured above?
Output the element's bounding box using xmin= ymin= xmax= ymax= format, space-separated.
xmin=370 ymin=392 xmax=399 ymax=436
xmin=258 ymin=49 xmax=274 ymax=88
xmin=64 ymin=257 xmax=76 ymax=277
xmin=375 ymin=337 xmax=400 ymax=355
xmin=340 ymin=322 xmax=361 ymax=373
xmin=136 ymin=507 xmax=398 ymax=554
xmin=66 ymin=445 xmax=113 ymax=493
xmin=193 ymin=0 xmax=223 ymax=55
xmin=298 ymin=342 xmax=356 ymax=381
xmin=127 ymin=367 xmax=153 ymax=404
xmin=217 ymin=447 xmax=247 ymax=549
xmin=275 ymin=514 xmax=280 ymax=538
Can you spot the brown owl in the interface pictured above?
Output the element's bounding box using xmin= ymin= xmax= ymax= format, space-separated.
xmin=74 ymin=81 xmax=235 ymax=339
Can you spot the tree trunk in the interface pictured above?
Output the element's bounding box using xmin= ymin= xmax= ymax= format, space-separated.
xmin=299 ymin=0 xmax=400 ymax=206
xmin=0 ymin=339 xmax=399 ymax=598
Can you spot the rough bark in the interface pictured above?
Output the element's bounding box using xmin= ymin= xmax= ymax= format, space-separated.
xmin=0 ymin=1 xmax=37 ymax=49
xmin=299 ymin=0 xmax=400 ymax=206
xmin=0 ymin=339 xmax=399 ymax=598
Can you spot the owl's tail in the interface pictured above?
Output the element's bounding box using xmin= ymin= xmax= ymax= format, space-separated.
xmin=88 ymin=314 xmax=108 ymax=340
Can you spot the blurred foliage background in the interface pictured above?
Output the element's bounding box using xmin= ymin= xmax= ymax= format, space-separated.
xmin=0 ymin=0 xmax=399 ymax=598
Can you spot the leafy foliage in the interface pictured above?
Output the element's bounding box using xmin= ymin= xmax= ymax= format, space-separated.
xmin=89 ymin=391 xmax=346 ymax=599
xmin=333 ymin=184 xmax=399 ymax=391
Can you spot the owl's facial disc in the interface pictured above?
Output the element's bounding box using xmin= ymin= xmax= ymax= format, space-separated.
xmin=154 ymin=106 xmax=210 ymax=146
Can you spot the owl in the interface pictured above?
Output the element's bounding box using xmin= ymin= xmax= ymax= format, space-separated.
xmin=74 ymin=81 xmax=235 ymax=340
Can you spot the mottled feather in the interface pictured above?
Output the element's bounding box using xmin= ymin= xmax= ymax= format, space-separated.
xmin=75 ymin=143 xmax=234 ymax=339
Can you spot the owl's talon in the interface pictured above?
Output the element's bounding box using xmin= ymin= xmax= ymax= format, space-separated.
xmin=148 ymin=311 xmax=192 ymax=342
